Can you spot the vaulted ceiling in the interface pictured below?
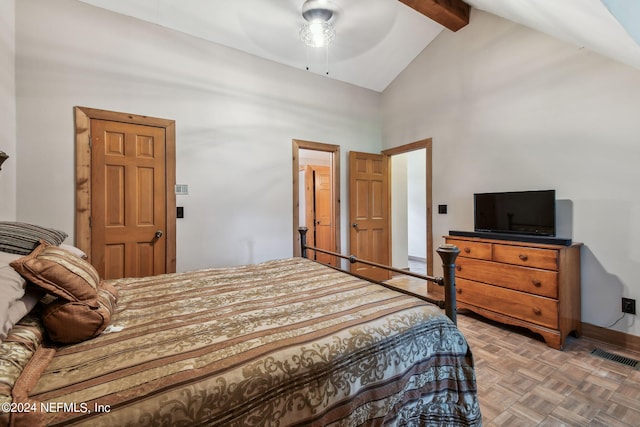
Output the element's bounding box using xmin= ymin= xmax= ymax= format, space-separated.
xmin=77 ymin=0 xmax=640 ymax=92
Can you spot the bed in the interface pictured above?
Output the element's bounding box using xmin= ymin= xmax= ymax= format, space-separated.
xmin=0 ymin=222 xmax=481 ymax=426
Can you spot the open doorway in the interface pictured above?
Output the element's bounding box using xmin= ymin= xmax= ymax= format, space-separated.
xmin=390 ymin=149 xmax=427 ymax=275
xmin=382 ymin=139 xmax=434 ymax=294
xmin=292 ymin=140 xmax=340 ymax=267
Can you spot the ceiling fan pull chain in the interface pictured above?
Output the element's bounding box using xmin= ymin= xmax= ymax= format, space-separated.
xmin=325 ymin=44 xmax=329 ymax=75
xmin=305 ymin=45 xmax=309 ymax=71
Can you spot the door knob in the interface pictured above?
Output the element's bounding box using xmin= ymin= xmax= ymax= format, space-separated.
xmin=151 ymin=230 xmax=163 ymax=244
xmin=351 ymin=223 xmax=358 ymax=228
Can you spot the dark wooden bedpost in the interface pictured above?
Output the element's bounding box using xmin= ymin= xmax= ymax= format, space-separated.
xmin=298 ymin=227 xmax=308 ymax=259
xmin=436 ymin=244 xmax=460 ymax=325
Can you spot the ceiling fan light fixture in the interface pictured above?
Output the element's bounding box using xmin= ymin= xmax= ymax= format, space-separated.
xmin=299 ymin=0 xmax=337 ymax=48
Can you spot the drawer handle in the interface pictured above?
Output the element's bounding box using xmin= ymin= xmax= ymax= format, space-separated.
xmin=532 ymin=280 xmax=542 ymax=287
xmin=464 ymin=247 xmax=471 ymax=254
xmin=532 ymin=307 xmax=542 ymax=315
xmin=456 ymin=288 xmax=462 ymax=294
xmin=519 ymin=254 xmax=529 ymax=261
xmin=456 ymin=265 xmax=462 ymax=272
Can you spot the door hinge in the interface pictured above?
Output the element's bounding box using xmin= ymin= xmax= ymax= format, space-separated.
xmin=89 ymin=217 xmax=92 ymax=228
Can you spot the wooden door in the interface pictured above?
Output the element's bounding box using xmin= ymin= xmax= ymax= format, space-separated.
xmin=91 ymin=119 xmax=167 ymax=279
xmin=303 ymin=165 xmax=335 ymax=265
xmin=349 ymin=151 xmax=391 ymax=281
xmin=312 ymin=166 xmax=334 ymax=265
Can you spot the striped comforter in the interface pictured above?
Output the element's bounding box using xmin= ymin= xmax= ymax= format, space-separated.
xmin=5 ymin=257 xmax=481 ymax=426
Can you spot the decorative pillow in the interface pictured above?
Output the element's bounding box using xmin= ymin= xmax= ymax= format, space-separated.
xmin=0 ymin=222 xmax=68 ymax=255
xmin=11 ymin=243 xmax=118 ymax=344
xmin=40 ymin=298 xmax=110 ymax=344
xmin=40 ymin=282 xmax=117 ymax=344
xmin=10 ymin=243 xmax=100 ymax=302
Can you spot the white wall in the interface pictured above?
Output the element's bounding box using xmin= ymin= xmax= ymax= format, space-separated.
xmin=407 ymin=149 xmax=426 ymax=259
xmin=15 ymin=0 xmax=381 ymax=271
xmin=381 ymin=9 xmax=640 ymax=338
xmin=391 ymin=153 xmax=408 ymax=269
xmin=0 ymin=0 xmax=16 ymax=220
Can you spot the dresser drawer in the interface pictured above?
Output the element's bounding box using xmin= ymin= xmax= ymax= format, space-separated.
xmin=445 ymin=238 xmax=492 ymax=260
xmin=455 ymin=258 xmax=558 ymax=298
xmin=493 ymin=244 xmax=558 ymax=270
xmin=457 ymin=278 xmax=558 ymax=329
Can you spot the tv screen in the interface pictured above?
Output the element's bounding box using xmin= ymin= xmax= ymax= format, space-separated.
xmin=474 ymin=190 xmax=556 ymax=236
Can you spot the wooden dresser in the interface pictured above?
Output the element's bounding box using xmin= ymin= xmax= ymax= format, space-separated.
xmin=444 ymin=235 xmax=582 ymax=350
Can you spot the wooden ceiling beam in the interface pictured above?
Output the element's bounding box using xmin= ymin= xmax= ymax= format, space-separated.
xmin=399 ymin=0 xmax=470 ymax=32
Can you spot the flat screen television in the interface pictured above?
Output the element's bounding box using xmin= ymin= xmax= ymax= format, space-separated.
xmin=474 ymin=190 xmax=556 ymax=237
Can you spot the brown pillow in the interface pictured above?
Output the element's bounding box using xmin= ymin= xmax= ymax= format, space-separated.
xmin=40 ymin=282 xmax=118 ymax=344
xmin=40 ymin=298 xmax=109 ymax=344
xmin=11 ymin=243 xmax=118 ymax=344
xmin=10 ymin=242 xmax=100 ymax=302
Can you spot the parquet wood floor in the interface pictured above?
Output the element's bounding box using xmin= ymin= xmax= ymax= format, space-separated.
xmin=385 ymin=274 xmax=640 ymax=427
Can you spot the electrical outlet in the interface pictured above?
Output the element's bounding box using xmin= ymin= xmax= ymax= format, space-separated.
xmin=622 ymin=298 xmax=636 ymax=315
